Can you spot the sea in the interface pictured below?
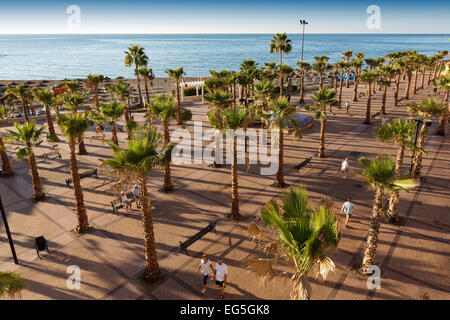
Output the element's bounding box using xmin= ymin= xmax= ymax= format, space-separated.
xmin=0 ymin=34 xmax=449 ymax=80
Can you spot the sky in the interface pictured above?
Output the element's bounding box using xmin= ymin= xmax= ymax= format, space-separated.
xmin=0 ymin=0 xmax=449 ymax=34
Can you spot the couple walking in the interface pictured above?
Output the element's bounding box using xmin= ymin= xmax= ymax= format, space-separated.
xmin=197 ymin=253 xmax=228 ymax=299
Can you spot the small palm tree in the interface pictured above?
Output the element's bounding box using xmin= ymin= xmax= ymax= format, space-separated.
xmin=334 ymin=61 xmax=350 ymax=106
xmin=165 ymin=67 xmax=186 ymax=125
xmin=138 ymin=67 xmax=155 ymax=104
xmin=203 ymin=90 xmax=232 ymax=131
xmin=101 ymin=126 xmax=174 ymax=282
xmin=356 ymin=156 xmax=418 ymax=273
xmin=375 ymin=119 xmax=418 ymax=222
xmin=245 ymin=187 xmax=339 ymax=300
xmin=342 ymin=50 xmax=353 ymax=87
xmin=264 ymin=97 xmax=302 ymax=188
xmin=377 ymin=65 xmax=394 ymax=115
xmin=85 ymin=74 xmax=104 ymax=110
xmin=60 ymin=92 xmax=89 ymax=155
xmin=209 ymin=106 xmax=247 ymax=220
xmin=98 ymin=101 xmax=125 ymax=145
xmin=269 ymin=33 xmax=292 ymax=65
xmin=312 ymin=56 xmax=332 ymax=88
xmin=351 ymin=58 xmax=364 ymax=102
xmin=0 ymin=271 xmax=26 ymax=298
xmin=305 ymin=88 xmax=339 ymax=158
xmin=108 ymin=80 xmax=131 ymax=123
xmin=64 ymin=79 xmax=81 ymax=94
xmin=124 ymin=44 xmax=148 ymax=106
xmin=56 ymin=112 xmax=93 ymax=234
xmin=407 ymin=99 xmax=447 ymax=177
xmin=151 ymin=94 xmax=192 ymax=192
xmin=7 ymin=122 xmax=46 ymax=201
xmin=8 ymin=85 xmax=31 ymax=122
xmin=431 ymin=74 xmax=450 ymax=136
xmin=277 ymin=64 xmax=294 ymax=98
xmin=296 ymin=61 xmax=311 ymax=103
xmin=34 ymin=89 xmax=58 ymax=138
xmin=0 ymin=107 xmax=14 ymax=177
xmin=359 ymin=70 xmax=379 ymax=124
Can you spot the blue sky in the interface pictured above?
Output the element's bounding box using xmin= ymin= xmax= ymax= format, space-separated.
xmin=0 ymin=0 xmax=449 ymax=34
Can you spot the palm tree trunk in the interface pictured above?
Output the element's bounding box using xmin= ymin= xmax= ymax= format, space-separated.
xmin=27 ymin=148 xmax=45 ymax=201
xmin=421 ymin=71 xmax=425 ymax=90
xmin=280 ymin=51 xmax=282 ymax=66
xmin=300 ymin=73 xmax=305 ymax=103
xmin=412 ymin=125 xmax=427 ymax=178
xmin=413 ymin=70 xmax=418 ymax=95
xmin=436 ymin=92 xmax=448 ymax=136
xmin=274 ymin=129 xmax=285 ymax=187
xmin=136 ymin=73 xmax=143 ymax=106
xmin=231 ymin=136 xmax=240 ymax=219
xmin=22 ymin=100 xmax=30 ymax=122
xmin=176 ymin=82 xmax=182 ymax=125
xmin=361 ymin=188 xmax=384 ymax=273
xmin=144 ymin=78 xmax=150 ymax=104
xmin=353 ymin=72 xmax=359 ymax=102
xmin=381 ymin=85 xmax=387 ymax=115
xmin=338 ymin=72 xmax=344 ymax=106
xmin=162 ymin=120 xmax=174 ymax=192
xmin=394 ymin=75 xmax=400 ymax=106
xmin=387 ymin=143 xmax=405 ymax=222
xmin=404 ymin=74 xmax=411 ymax=100
xmin=45 ymin=105 xmax=56 ymax=136
xmin=122 ymin=98 xmax=130 ymax=123
xmin=233 ymin=83 xmax=237 ymax=106
xmin=279 ymin=75 xmax=284 ymax=98
xmin=319 ymin=73 xmax=323 ymax=89
xmin=0 ymin=135 xmax=14 ymax=177
xmin=427 ymin=66 xmax=432 ymax=85
xmin=111 ymin=123 xmax=118 ymax=145
xmin=139 ymin=177 xmax=160 ymax=282
xmin=319 ymin=118 xmax=326 ymax=158
xmin=94 ymin=88 xmax=99 ymax=110
xmin=69 ymin=140 xmax=89 ymax=233
xmin=432 ymin=61 xmax=439 ymax=80
xmin=364 ymin=83 xmax=372 ymax=124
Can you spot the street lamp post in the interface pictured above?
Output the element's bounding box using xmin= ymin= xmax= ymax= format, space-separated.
xmin=300 ymin=19 xmax=308 ymax=62
xmin=0 ymin=194 xmax=19 ymax=265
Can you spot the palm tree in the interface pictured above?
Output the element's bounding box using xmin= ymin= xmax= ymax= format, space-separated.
xmin=8 ymin=85 xmax=31 ymax=122
xmin=151 ymin=94 xmax=192 ymax=192
xmin=312 ymin=56 xmax=332 ymax=89
xmin=356 ymin=156 xmax=418 ymax=273
xmin=334 ymin=61 xmax=350 ymax=106
xmin=165 ymin=67 xmax=186 ymax=125
xmin=98 ymin=101 xmax=125 ymax=145
xmin=377 ymin=66 xmax=393 ymax=115
xmin=85 ymin=74 xmax=104 ymax=110
xmin=375 ymin=119 xmax=417 ymax=222
xmin=0 ymin=107 xmax=14 ymax=177
xmin=60 ymin=93 xmax=89 ymax=155
xmin=305 ymin=88 xmax=339 ymax=158
xmin=7 ymin=122 xmax=46 ymax=201
xmin=245 ymin=187 xmax=339 ymax=300
xmin=56 ymin=112 xmax=93 ymax=234
xmin=0 ymin=271 xmax=26 ymax=298
xmin=297 ymin=61 xmax=311 ymax=104
xmin=265 ymin=97 xmax=301 ymax=188
xmin=351 ymin=58 xmax=364 ymax=102
xmin=108 ymin=80 xmax=131 ymax=123
xmin=269 ymin=33 xmax=292 ymax=65
xmin=408 ymin=99 xmax=447 ymax=177
xmin=124 ymin=44 xmax=148 ymax=106
xmin=277 ymin=64 xmax=294 ymax=98
xmin=342 ymin=50 xmax=353 ymax=87
xmin=34 ymin=89 xmax=58 ymax=138
xmin=399 ymin=57 xmax=415 ymax=100
xmin=432 ymin=74 xmax=450 ymax=136
xmin=253 ymin=80 xmax=273 ymax=113
xmin=209 ymin=106 xmax=247 ymax=220
xmin=203 ymin=90 xmax=232 ymax=131
xmin=101 ymin=126 xmax=174 ymax=282
xmin=138 ymin=67 xmax=154 ymax=104
xmin=64 ymin=79 xmax=81 ymax=94
xmin=359 ymin=70 xmax=379 ymax=124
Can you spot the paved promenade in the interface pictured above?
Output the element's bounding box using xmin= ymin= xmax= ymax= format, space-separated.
xmin=0 ymin=79 xmax=449 ymax=300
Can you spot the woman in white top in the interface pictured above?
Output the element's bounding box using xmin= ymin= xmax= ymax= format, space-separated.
xmin=120 ymin=191 xmax=132 ymax=212
xmin=197 ymin=253 xmax=214 ymax=294
xmin=214 ymin=257 xmax=228 ymax=299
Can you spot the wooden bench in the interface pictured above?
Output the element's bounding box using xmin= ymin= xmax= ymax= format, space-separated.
xmin=295 ymin=157 xmax=312 ymax=174
xmin=179 ymin=221 xmax=218 ymax=255
xmin=65 ymin=168 xmax=98 ymax=187
xmin=41 ymin=150 xmax=62 ymax=160
xmin=111 ymin=192 xmax=136 ymax=214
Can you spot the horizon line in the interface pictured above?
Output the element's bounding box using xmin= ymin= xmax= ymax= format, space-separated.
xmin=1 ymin=32 xmax=450 ymax=35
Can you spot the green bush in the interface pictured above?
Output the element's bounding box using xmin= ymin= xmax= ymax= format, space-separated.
xmin=183 ymin=87 xmax=197 ymax=96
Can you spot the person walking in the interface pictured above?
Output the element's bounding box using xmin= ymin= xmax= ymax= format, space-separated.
xmin=197 ymin=253 xmax=214 ymax=294
xmin=345 ymin=101 xmax=350 ymax=114
xmin=340 ymin=157 xmax=350 ymax=179
xmin=341 ymin=197 xmax=355 ymax=228
xmin=120 ymin=191 xmax=132 ymax=212
xmin=214 ymin=257 xmax=228 ymax=299
xmin=131 ymin=184 xmax=141 ymax=209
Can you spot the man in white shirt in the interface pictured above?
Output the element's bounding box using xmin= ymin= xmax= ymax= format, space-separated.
xmin=340 ymin=158 xmax=350 ymax=179
xmin=197 ymin=253 xmax=214 ymax=294
xmin=341 ymin=197 xmax=355 ymax=228
xmin=345 ymin=101 xmax=350 ymax=114
xmin=214 ymin=257 xmax=228 ymax=299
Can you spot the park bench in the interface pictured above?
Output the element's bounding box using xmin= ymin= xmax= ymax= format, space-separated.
xmin=295 ymin=157 xmax=312 ymax=174
xmin=111 ymin=192 xmax=136 ymax=214
xmin=65 ymin=168 xmax=98 ymax=187
xmin=179 ymin=221 xmax=218 ymax=255
xmin=41 ymin=150 xmax=62 ymax=160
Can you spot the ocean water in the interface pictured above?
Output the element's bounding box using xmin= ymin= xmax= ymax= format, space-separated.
xmin=0 ymin=34 xmax=449 ymax=80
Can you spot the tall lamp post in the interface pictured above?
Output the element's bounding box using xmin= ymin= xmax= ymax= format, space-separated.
xmin=300 ymin=19 xmax=308 ymax=62
xmin=0 ymin=193 xmax=19 ymax=264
